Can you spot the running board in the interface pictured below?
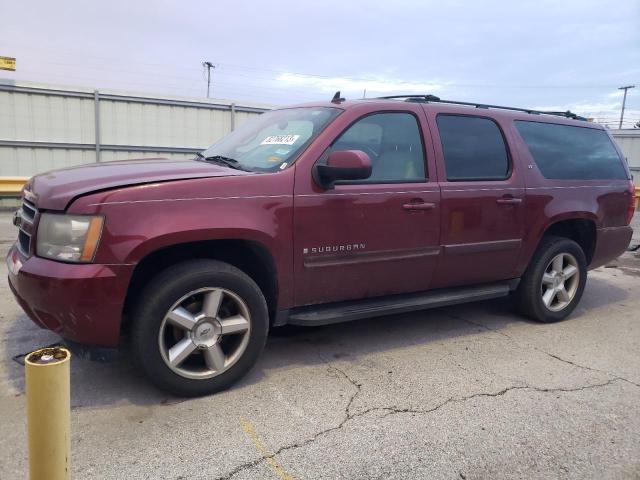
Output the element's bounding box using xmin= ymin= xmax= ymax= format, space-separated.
xmin=286 ymin=281 xmax=517 ymax=327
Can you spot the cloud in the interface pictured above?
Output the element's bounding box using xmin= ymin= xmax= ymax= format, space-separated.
xmin=2 ymin=0 xmax=638 ymax=108
xmin=276 ymin=72 xmax=444 ymax=96
xmin=606 ymin=88 xmax=638 ymax=99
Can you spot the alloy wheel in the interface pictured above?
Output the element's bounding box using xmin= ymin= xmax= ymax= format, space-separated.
xmin=540 ymin=252 xmax=580 ymax=312
xmin=158 ymin=287 xmax=251 ymax=379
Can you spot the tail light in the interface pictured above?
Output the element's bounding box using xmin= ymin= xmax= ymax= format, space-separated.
xmin=626 ymin=180 xmax=637 ymax=226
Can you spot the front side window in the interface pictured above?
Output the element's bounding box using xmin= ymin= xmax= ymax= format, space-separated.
xmin=331 ymin=112 xmax=426 ymax=183
xmin=201 ymin=107 xmax=341 ymax=172
xmin=437 ymin=115 xmax=510 ymax=181
xmin=514 ymin=121 xmax=627 ymax=180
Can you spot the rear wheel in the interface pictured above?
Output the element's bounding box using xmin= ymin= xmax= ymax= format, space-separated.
xmin=131 ymin=260 xmax=268 ymax=396
xmin=515 ymin=236 xmax=587 ymax=323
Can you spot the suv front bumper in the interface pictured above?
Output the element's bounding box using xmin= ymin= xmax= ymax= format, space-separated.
xmin=6 ymin=244 xmax=133 ymax=347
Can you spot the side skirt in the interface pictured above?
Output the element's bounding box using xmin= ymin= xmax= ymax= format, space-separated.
xmin=278 ymin=279 xmax=520 ymax=327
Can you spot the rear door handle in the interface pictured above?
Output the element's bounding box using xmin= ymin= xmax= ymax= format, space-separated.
xmin=496 ymin=197 xmax=522 ymax=205
xmin=403 ymin=201 xmax=436 ymax=211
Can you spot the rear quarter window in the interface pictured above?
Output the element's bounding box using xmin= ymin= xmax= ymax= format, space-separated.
xmin=514 ymin=121 xmax=627 ymax=180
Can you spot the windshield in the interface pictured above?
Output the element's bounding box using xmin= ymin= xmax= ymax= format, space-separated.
xmin=200 ymin=107 xmax=341 ymax=172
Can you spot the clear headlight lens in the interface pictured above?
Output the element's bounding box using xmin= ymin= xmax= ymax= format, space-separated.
xmin=36 ymin=213 xmax=104 ymax=263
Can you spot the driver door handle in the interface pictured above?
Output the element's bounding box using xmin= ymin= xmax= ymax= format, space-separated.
xmin=402 ymin=201 xmax=436 ymax=211
xmin=496 ymin=196 xmax=522 ymax=205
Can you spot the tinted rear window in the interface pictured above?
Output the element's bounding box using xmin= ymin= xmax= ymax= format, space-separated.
xmin=437 ymin=115 xmax=510 ymax=181
xmin=514 ymin=121 xmax=627 ymax=180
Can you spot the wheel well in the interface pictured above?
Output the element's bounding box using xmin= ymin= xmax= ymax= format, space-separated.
xmin=122 ymin=240 xmax=278 ymax=329
xmin=542 ymin=219 xmax=596 ymax=264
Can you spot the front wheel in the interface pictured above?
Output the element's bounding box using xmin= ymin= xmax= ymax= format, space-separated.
xmin=131 ymin=260 xmax=269 ymax=396
xmin=515 ymin=236 xmax=587 ymax=323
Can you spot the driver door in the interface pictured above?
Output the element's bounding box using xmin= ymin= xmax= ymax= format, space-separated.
xmin=293 ymin=108 xmax=441 ymax=306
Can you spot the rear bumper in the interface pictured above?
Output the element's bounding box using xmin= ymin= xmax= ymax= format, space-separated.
xmin=6 ymin=244 xmax=133 ymax=347
xmin=589 ymin=225 xmax=633 ymax=269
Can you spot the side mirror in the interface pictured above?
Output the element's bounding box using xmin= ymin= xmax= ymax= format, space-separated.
xmin=313 ymin=150 xmax=372 ymax=189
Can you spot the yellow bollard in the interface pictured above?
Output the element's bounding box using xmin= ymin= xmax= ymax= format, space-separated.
xmin=25 ymin=347 xmax=71 ymax=480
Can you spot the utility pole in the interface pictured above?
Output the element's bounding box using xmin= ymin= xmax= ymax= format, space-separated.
xmin=618 ymin=85 xmax=635 ymax=129
xmin=202 ymin=61 xmax=215 ymax=98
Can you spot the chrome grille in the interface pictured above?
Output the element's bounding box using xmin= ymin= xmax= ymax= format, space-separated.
xmin=16 ymin=198 xmax=38 ymax=257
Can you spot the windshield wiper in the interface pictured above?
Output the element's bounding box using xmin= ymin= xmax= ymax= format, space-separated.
xmin=199 ymin=155 xmax=252 ymax=172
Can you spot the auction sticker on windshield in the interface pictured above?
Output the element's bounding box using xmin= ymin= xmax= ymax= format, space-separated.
xmin=261 ymin=135 xmax=300 ymax=145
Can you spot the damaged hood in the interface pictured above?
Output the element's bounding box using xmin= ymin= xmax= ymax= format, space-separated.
xmin=25 ymin=158 xmax=251 ymax=210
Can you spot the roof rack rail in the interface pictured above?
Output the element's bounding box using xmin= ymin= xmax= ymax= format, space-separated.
xmin=378 ymin=94 xmax=442 ymax=102
xmin=376 ymin=94 xmax=587 ymax=121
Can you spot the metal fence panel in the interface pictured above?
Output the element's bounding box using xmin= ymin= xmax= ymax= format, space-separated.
xmin=0 ymin=146 xmax=95 ymax=175
xmin=98 ymin=99 xmax=234 ymax=148
xmin=0 ymin=80 xmax=271 ymax=176
xmin=611 ymin=130 xmax=640 ymax=171
xmin=98 ymin=150 xmax=193 ymax=162
xmin=0 ymin=89 xmax=95 ymax=144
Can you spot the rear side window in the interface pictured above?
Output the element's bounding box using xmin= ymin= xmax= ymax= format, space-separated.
xmin=437 ymin=115 xmax=510 ymax=181
xmin=514 ymin=121 xmax=627 ymax=180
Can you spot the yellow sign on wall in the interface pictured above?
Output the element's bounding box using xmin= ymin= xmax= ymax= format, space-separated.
xmin=0 ymin=56 xmax=16 ymax=71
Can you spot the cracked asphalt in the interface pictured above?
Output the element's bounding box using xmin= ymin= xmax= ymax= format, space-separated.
xmin=1 ymin=211 xmax=639 ymax=479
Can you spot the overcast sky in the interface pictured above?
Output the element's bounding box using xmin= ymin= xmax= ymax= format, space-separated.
xmin=1 ymin=0 xmax=638 ymax=127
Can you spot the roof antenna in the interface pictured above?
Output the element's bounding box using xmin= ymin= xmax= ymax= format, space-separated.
xmin=331 ymin=91 xmax=345 ymax=103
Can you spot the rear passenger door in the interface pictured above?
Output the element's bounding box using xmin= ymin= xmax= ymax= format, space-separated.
xmin=424 ymin=111 xmax=525 ymax=288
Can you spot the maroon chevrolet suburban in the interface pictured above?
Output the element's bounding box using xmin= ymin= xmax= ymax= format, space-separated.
xmin=8 ymin=94 xmax=635 ymax=396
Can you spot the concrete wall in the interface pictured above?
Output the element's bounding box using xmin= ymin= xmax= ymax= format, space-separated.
xmin=611 ymin=129 xmax=640 ymax=173
xmin=0 ymin=80 xmax=271 ymax=176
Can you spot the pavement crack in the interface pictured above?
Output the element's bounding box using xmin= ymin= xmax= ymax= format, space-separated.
xmin=378 ymin=377 xmax=623 ymax=419
xmin=216 ymin=374 xmax=624 ymax=480
xmin=540 ymin=350 xmax=640 ymax=388
xmin=321 ymin=357 xmax=362 ymax=417
xmin=215 ymin=355 xmax=365 ymax=480
xmin=215 ymin=456 xmax=267 ymax=480
xmin=448 ymin=313 xmax=513 ymax=341
xmin=450 ymin=313 xmax=640 ymax=389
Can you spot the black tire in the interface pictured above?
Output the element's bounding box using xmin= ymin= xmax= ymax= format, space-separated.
xmin=130 ymin=259 xmax=269 ymax=396
xmin=515 ymin=236 xmax=587 ymax=323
